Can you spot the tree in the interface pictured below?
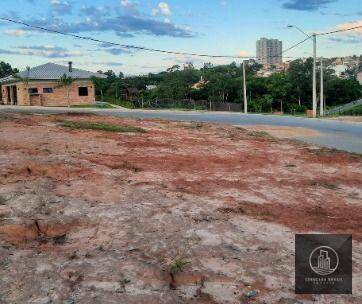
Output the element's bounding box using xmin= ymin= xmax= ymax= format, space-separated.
xmin=0 ymin=61 xmax=18 ymax=78
xmin=325 ymin=78 xmax=362 ymax=106
xmin=91 ymin=76 xmax=108 ymax=102
xmin=104 ymin=70 xmax=117 ymax=80
xmin=58 ymin=74 xmax=74 ymax=107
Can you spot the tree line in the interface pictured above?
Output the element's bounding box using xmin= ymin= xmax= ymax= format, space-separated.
xmin=1 ymin=58 xmax=361 ymax=113
xmin=94 ymin=58 xmax=362 ymax=113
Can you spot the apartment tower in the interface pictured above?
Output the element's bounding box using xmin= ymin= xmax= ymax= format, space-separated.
xmin=256 ymin=38 xmax=283 ymax=65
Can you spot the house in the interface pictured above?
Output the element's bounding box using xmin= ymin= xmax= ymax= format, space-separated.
xmin=146 ymin=85 xmax=157 ymax=91
xmin=332 ymin=64 xmax=348 ymax=78
xmin=191 ymin=76 xmax=209 ymax=90
xmin=0 ymin=62 xmax=106 ymax=106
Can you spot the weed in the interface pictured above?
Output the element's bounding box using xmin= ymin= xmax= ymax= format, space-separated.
xmin=169 ymin=256 xmax=190 ymax=276
xmin=184 ymin=122 xmax=204 ymax=130
xmin=0 ymin=258 xmax=10 ymax=269
xmin=53 ymin=234 xmax=67 ymax=245
xmin=43 ymin=148 xmax=52 ymax=154
xmin=168 ymin=255 xmax=191 ymax=289
xmin=248 ymin=130 xmax=270 ymax=137
xmin=188 ymin=232 xmax=202 ymax=244
xmin=97 ymin=245 xmax=105 ymax=251
xmin=116 ymin=275 xmax=131 ymax=293
xmin=310 ymin=181 xmax=338 ymax=190
xmin=59 ymin=120 xmax=146 ymax=133
xmin=285 ymin=164 xmax=296 ymax=168
xmin=0 ymin=195 xmax=8 ymax=205
xmin=120 ymin=161 xmax=142 ymax=173
xmin=257 ymin=210 xmax=272 ymax=218
xmin=71 ymin=103 xmax=115 ymax=109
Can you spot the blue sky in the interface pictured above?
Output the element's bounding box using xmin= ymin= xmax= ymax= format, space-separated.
xmin=0 ymin=0 xmax=361 ymax=75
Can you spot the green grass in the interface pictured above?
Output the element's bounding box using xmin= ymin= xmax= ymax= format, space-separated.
xmin=60 ymin=120 xmax=146 ymax=133
xmin=169 ymin=257 xmax=190 ymax=276
xmin=338 ymin=105 xmax=362 ymax=116
xmin=100 ymin=97 xmax=135 ymax=109
xmin=70 ymin=103 xmax=115 ymax=109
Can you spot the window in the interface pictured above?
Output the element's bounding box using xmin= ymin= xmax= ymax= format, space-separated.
xmin=28 ymin=88 xmax=38 ymax=94
xmin=78 ymin=87 xmax=88 ymax=96
xmin=43 ymin=88 xmax=53 ymax=93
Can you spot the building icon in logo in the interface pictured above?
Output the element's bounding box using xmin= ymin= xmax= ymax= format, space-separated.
xmin=309 ymin=246 xmax=339 ymax=276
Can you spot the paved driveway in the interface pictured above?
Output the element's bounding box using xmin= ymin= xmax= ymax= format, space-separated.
xmin=1 ymin=105 xmax=362 ymax=153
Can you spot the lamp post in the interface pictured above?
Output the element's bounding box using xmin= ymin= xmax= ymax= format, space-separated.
xmin=287 ymin=25 xmax=317 ymax=118
xmin=243 ymin=60 xmax=247 ymax=114
xmin=320 ymin=57 xmax=324 ymax=116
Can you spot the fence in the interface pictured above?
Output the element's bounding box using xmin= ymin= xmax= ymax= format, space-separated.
xmin=133 ymin=99 xmax=243 ymax=112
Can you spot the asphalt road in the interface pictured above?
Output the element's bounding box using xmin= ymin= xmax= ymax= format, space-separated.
xmin=1 ymin=105 xmax=362 ymax=153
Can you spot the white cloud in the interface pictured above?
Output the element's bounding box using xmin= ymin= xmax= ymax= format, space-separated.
xmin=17 ymin=45 xmax=82 ymax=58
xmin=50 ymin=0 xmax=72 ymax=15
xmin=120 ymin=0 xmax=136 ymax=9
xmin=4 ymin=29 xmax=29 ymax=37
xmin=152 ymin=2 xmax=172 ymax=20
xmin=336 ymin=20 xmax=362 ymax=35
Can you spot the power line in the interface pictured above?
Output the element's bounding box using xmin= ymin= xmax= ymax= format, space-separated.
xmin=317 ymin=24 xmax=362 ymax=36
xmin=0 ymin=17 xmax=251 ymax=59
xmin=0 ymin=17 xmax=308 ymax=60
xmin=282 ymin=36 xmax=312 ymax=54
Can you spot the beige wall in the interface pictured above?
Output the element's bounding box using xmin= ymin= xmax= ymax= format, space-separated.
xmin=1 ymin=80 xmax=95 ymax=106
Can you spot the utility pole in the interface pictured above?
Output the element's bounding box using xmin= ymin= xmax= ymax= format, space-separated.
xmin=320 ymin=57 xmax=324 ymax=117
xmin=288 ymin=25 xmax=317 ymax=118
xmin=312 ymin=34 xmax=317 ymax=118
xmin=243 ymin=61 xmax=247 ymax=114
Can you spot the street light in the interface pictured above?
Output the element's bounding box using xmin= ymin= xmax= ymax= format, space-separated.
xmin=287 ymin=25 xmax=317 ymax=118
xmin=287 ymin=25 xmax=311 ymax=38
xmin=320 ymin=57 xmax=324 ymax=117
xmin=243 ymin=60 xmax=247 ymax=114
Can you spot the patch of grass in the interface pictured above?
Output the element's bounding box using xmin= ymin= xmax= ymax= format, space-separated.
xmin=337 ymin=105 xmax=362 ymax=116
xmin=285 ymin=164 xmax=296 ymax=168
xmin=0 ymin=258 xmax=10 ymax=269
xmin=169 ymin=257 xmax=190 ymax=276
xmin=247 ymin=130 xmax=272 ymax=138
xmin=102 ymin=97 xmax=135 ymax=109
xmin=60 ymin=120 xmax=146 ymax=133
xmin=71 ymin=103 xmax=115 ymax=109
xmin=310 ymin=181 xmax=339 ymax=190
xmin=257 ymin=210 xmax=272 ymax=219
xmin=184 ymin=122 xmax=204 ymax=130
xmin=120 ymin=161 xmax=142 ymax=172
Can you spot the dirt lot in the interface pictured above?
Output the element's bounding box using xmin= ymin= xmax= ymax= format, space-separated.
xmin=0 ymin=111 xmax=361 ymax=304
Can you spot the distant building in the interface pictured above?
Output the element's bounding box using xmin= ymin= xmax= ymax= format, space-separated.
xmin=357 ymin=69 xmax=362 ymax=85
xmin=256 ymin=38 xmax=283 ymax=65
xmin=146 ymin=85 xmax=157 ymax=91
xmin=333 ymin=64 xmax=348 ymax=78
xmin=191 ymin=76 xmax=209 ymax=90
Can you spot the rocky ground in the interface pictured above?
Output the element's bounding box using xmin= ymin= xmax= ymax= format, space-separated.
xmin=0 ymin=111 xmax=361 ymax=304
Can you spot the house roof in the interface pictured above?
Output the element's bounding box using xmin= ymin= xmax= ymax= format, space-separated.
xmin=0 ymin=63 xmax=106 ymax=83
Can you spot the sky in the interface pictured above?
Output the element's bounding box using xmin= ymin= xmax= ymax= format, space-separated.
xmin=0 ymin=0 xmax=361 ymax=75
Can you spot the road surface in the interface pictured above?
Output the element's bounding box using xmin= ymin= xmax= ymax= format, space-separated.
xmin=1 ymin=105 xmax=362 ymax=153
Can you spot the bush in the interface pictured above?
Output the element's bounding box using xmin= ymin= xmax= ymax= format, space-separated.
xmin=339 ymin=105 xmax=362 ymax=116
